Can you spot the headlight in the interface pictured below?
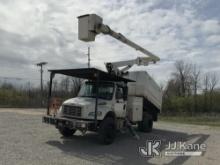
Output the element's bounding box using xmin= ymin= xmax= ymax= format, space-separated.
xmin=88 ymin=111 xmax=102 ymax=116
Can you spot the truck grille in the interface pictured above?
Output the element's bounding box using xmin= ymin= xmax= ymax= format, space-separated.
xmin=63 ymin=105 xmax=82 ymax=117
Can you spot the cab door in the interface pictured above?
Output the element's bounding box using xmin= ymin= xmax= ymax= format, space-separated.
xmin=114 ymin=86 xmax=126 ymax=118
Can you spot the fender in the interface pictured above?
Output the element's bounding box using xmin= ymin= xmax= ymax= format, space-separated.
xmin=104 ymin=111 xmax=116 ymax=120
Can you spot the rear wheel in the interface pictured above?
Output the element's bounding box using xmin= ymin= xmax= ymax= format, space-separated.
xmin=138 ymin=113 xmax=153 ymax=132
xmin=58 ymin=127 xmax=76 ymax=137
xmin=98 ymin=117 xmax=116 ymax=145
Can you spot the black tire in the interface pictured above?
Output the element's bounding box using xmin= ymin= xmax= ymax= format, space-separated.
xmin=98 ymin=117 xmax=116 ymax=145
xmin=58 ymin=127 xmax=76 ymax=137
xmin=138 ymin=113 xmax=153 ymax=133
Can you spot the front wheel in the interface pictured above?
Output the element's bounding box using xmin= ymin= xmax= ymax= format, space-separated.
xmin=58 ymin=127 xmax=76 ymax=137
xmin=98 ymin=117 xmax=116 ymax=145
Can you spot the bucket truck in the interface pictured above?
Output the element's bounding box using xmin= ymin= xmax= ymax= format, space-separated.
xmin=42 ymin=14 xmax=162 ymax=144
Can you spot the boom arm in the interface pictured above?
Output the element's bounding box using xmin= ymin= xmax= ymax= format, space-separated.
xmin=78 ymin=14 xmax=160 ymax=63
xmin=105 ymin=57 xmax=154 ymax=75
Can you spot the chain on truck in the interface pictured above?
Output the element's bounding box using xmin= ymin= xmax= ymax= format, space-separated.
xmin=42 ymin=14 xmax=163 ymax=144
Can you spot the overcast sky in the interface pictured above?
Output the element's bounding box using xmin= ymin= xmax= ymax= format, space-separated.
xmin=0 ymin=0 xmax=220 ymax=86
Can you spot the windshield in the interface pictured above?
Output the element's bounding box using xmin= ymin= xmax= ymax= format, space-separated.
xmin=78 ymin=82 xmax=114 ymax=100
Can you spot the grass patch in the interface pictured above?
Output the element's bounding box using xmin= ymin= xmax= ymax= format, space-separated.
xmin=159 ymin=115 xmax=220 ymax=127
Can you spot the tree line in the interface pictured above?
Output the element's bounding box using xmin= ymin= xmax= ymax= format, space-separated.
xmin=162 ymin=60 xmax=220 ymax=116
xmin=0 ymin=77 xmax=82 ymax=108
xmin=0 ymin=60 xmax=219 ymax=116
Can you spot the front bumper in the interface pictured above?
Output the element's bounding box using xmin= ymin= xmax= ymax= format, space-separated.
xmin=42 ymin=115 xmax=94 ymax=130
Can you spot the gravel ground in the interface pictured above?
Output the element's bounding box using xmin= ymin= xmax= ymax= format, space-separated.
xmin=0 ymin=108 xmax=219 ymax=165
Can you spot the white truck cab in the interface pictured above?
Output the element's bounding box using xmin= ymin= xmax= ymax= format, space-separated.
xmin=57 ymin=81 xmax=127 ymax=121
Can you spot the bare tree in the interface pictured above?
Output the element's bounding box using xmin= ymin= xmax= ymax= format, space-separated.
xmin=208 ymin=73 xmax=218 ymax=111
xmin=58 ymin=77 xmax=71 ymax=98
xmin=173 ymin=60 xmax=192 ymax=97
xmin=203 ymin=73 xmax=209 ymax=112
xmin=192 ymin=64 xmax=201 ymax=95
xmin=209 ymin=73 xmax=218 ymax=93
xmin=164 ymin=79 xmax=181 ymax=97
xmin=191 ymin=64 xmax=201 ymax=113
xmin=53 ymin=80 xmax=58 ymax=93
xmin=203 ymin=72 xmax=218 ymax=112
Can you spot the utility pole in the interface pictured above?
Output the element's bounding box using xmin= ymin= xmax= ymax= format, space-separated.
xmin=87 ymin=47 xmax=90 ymax=68
xmin=36 ymin=62 xmax=47 ymax=106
